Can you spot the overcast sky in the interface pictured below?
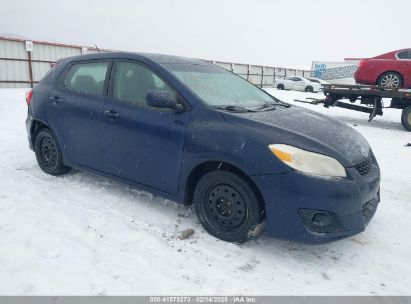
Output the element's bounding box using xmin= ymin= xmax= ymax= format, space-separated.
xmin=1 ymin=0 xmax=409 ymax=69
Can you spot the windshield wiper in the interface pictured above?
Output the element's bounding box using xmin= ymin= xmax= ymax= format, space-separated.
xmin=212 ymin=105 xmax=258 ymax=113
xmin=270 ymin=95 xmax=291 ymax=108
xmin=254 ymin=101 xmax=290 ymax=111
xmin=255 ymin=103 xmax=277 ymax=111
xmin=269 ymin=101 xmax=291 ymax=108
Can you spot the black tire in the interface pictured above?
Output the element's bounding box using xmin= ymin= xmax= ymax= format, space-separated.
xmin=34 ymin=128 xmax=70 ymax=175
xmin=401 ymin=106 xmax=411 ymax=131
xmin=377 ymin=72 xmax=403 ymax=89
xmin=277 ymin=84 xmax=284 ymax=90
xmin=305 ymin=86 xmax=314 ymax=92
xmin=194 ymin=171 xmax=264 ymax=243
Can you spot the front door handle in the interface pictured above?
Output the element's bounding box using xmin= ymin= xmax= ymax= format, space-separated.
xmin=104 ymin=110 xmax=119 ymax=118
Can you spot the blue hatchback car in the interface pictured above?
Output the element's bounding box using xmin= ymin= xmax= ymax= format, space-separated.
xmin=25 ymin=52 xmax=381 ymax=244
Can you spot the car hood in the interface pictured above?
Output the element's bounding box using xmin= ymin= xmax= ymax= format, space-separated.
xmin=222 ymin=105 xmax=372 ymax=167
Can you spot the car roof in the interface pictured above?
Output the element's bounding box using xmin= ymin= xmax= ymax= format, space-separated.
xmin=58 ymin=51 xmax=211 ymax=66
xmin=372 ymin=48 xmax=411 ymax=59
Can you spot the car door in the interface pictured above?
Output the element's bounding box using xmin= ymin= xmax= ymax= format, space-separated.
xmin=47 ymin=60 xmax=112 ymax=169
xmin=404 ymin=50 xmax=411 ymax=81
xmin=396 ymin=50 xmax=411 ymax=83
xmin=102 ymin=60 xmax=190 ymax=195
xmin=293 ymin=77 xmax=305 ymax=91
xmin=283 ymin=77 xmax=293 ymax=90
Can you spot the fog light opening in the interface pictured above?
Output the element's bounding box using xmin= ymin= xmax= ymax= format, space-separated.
xmin=298 ymin=209 xmax=343 ymax=233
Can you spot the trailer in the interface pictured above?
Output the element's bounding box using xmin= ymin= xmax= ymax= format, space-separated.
xmin=294 ymin=84 xmax=411 ymax=131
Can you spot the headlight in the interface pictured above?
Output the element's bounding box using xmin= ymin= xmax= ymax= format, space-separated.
xmin=268 ymin=144 xmax=347 ymax=177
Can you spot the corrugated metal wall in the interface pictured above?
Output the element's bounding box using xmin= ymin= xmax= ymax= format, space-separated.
xmin=0 ymin=39 xmax=28 ymax=88
xmin=0 ymin=37 xmax=311 ymax=88
xmin=31 ymin=44 xmax=82 ymax=83
xmin=0 ymin=37 xmax=99 ymax=88
xmin=211 ymin=61 xmax=311 ymax=87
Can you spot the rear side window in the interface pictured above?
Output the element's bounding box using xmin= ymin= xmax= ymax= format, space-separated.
xmin=65 ymin=61 xmax=110 ymax=95
xmin=397 ymin=50 xmax=411 ymax=60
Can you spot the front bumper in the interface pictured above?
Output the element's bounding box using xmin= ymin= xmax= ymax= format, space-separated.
xmin=252 ymin=160 xmax=380 ymax=244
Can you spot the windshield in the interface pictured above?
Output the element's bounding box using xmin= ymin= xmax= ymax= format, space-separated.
xmin=165 ymin=63 xmax=280 ymax=108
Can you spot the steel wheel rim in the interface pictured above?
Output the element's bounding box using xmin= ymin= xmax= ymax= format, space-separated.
xmin=40 ymin=136 xmax=57 ymax=169
xmin=408 ymin=111 xmax=411 ymax=125
xmin=204 ymin=183 xmax=248 ymax=231
xmin=381 ymin=74 xmax=400 ymax=88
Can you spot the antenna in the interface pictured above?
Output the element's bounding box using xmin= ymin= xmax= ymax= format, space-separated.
xmin=95 ymin=45 xmax=100 ymax=53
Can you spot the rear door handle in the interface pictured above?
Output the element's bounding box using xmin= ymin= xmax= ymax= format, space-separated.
xmin=49 ymin=95 xmax=64 ymax=104
xmin=104 ymin=110 xmax=119 ymax=118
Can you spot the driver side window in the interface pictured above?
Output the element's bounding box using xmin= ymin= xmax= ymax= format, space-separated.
xmin=113 ymin=61 xmax=176 ymax=107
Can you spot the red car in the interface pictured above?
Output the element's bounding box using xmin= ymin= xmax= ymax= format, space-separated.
xmin=354 ymin=49 xmax=411 ymax=88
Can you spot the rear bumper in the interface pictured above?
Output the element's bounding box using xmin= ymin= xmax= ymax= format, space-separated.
xmin=252 ymin=161 xmax=380 ymax=244
xmin=26 ymin=113 xmax=34 ymax=151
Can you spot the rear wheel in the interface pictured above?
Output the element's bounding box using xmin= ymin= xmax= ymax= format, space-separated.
xmin=277 ymin=84 xmax=284 ymax=90
xmin=194 ymin=171 xmax=264 ymax=243
xmin=401 ymin=106 xmax=411 ymax=131
xmin=34 ymin=128 xmax=70 ymax=175
xmin=378 ymin=72 xmax=403 ymax=89
xmin=305 ymin=86 xmax=314 ymax=92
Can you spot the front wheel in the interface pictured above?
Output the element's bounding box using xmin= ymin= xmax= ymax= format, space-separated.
xmin=401 ymin=106 xmax=411 ymax=131
xmin=277 ymin=84 xmax=284 ymax=90
xmin=194 ymin=171 xmax=264 ymax=243
xmin=34 ymin=128 xmax=71 ymax=175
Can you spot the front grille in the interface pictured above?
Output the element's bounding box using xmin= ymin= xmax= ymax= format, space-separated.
xmin=355 ymin=158 xmax=372 ymax=176
xmin=362 ymin=198 xmax=379 ymax=225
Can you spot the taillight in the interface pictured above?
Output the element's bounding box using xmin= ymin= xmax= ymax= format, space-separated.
xmin=358 ymin=59 xmax=367 ymax=67
xmin=26 ymin=89 xmax=33 ymax=106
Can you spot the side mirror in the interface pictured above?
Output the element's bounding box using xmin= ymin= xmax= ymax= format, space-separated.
xmin=146 ymin=90 xmax=184 ymax=112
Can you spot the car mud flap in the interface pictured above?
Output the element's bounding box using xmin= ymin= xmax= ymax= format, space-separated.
xmin=248 ymin=221 xmax=266 ymax=238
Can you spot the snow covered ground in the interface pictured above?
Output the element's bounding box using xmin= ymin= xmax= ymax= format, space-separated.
xmin=0 ymin=88 xmax=410 ymax=295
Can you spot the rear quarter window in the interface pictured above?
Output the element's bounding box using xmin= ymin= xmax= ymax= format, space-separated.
xmin=65 ymin=61 xmax=110 ymax=95
xmin=396 ymin=50 xmax=411 ymax=60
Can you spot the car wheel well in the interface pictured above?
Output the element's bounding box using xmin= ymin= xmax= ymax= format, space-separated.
xmin=31 ymin=120 xmax=49 ymax=142
xmin=184 ymin=161 xmax=266 ymax=218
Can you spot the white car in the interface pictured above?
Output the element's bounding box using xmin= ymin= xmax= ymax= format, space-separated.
xmin=274 ymin=76 xmax=322 ymax=92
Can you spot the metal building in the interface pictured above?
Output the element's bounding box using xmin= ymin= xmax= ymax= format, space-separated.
xmin=0 ymin=36 xmax=311 ymax=88
xmin=0 ymin=37 xmax=100 ymax=88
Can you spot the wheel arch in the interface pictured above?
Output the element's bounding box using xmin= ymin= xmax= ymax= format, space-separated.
xmin=183 ymin=160 xmax=266 ymax=218
xmin=30 ymin=119 xmax=49 ymax=142
xmin=377 ymin=70 xmax=404 ymax=85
